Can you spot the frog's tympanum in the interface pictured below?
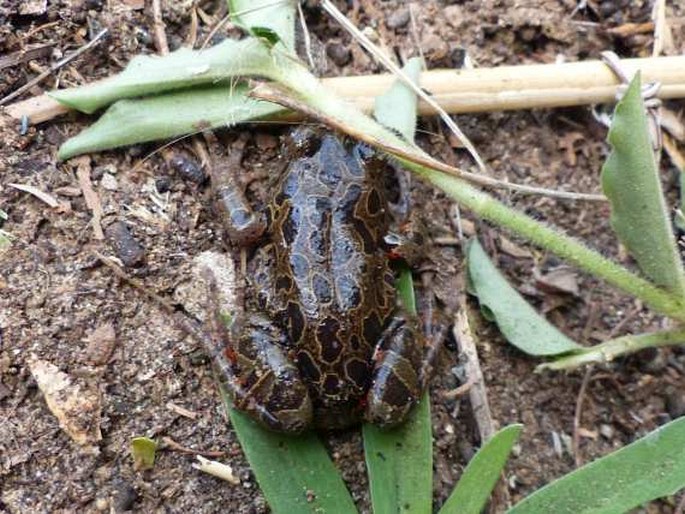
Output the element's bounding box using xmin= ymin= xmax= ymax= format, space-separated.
xmin=211 ymin=129 xmax=434 ymax=433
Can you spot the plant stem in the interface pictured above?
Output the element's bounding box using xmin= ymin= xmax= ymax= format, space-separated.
xmin=536 ymin=328 xmax=685 ymax=370
xmin=273 ymin=60 xmax=685 ymax=323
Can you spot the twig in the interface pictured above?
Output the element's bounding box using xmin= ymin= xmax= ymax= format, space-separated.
xmin=455 ymin=305 xmax=496 ymax=442
xmin=162 ymin=437 xmax=225 ymax=458
xmin=151 ymin=0 xmax=169 ymax=55
xmin=251 ymin=81 xmax=606 ymax=202
xmin=0 ymin=44 xmax=53 ymax=71
xmin=193 ymin=455 xmax=240 ymax=484
xmin=320 ymin=0 xmax=487 ymax=173
xmin=0 ymin=28 xmax=108 ymax=106
xmin=74 ymin=157 xmax=104 ymax=240
xmin=457 ymin=298 xmax=511 ymax=513
xmin=572 ymin=367 xmax=593 ymax=468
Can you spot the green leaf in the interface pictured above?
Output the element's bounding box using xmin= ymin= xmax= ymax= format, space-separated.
xmin=219 ymin=386 xmax=358 ymax=514
xmin=58 ymin=84 xmax=285 ymax=159
xmin=373 ymin=57 xmax=422 ymax=142
xmin=601 ymin=74 xmax=685 ymax=298
xmin=439 ymin=424 xmax=523 ymax=514
xmin=229 ymin=0 xmax=296 ymax=54
xmin=50 ymin=39 xmax=276 ymax=114
xmin=363 ymin=394 xmax=432 ymax=514
xmin=508 ymin=416 xmax=685 ymax=514
xmin=467 ymin=239 xmax=581 ymax=356
xmin=131 ymin=436 xmax=157 ymax=470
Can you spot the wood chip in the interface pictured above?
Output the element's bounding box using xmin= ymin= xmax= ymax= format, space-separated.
xmin=193 ymin=456 xmax=240 ymax=484
xmin=534 ymin=267 xmax=580 ymax=296
xmin=499 ymin=235 xmax=533 ymax=259
xmin=28 ymin=356 xmax=102 ymax=451
xmin=166 ymin=402 xmax=199 ymax=420
xmin=74 ymin=156 xmax=104 ymax=240
xmin=82 ymin=322 xmax=117 ymax=366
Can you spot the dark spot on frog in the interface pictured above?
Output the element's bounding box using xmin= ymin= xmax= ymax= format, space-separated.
xmin=286 ymin=301 xmax=305 ymax=343
xmin=376 ymin=367 xmax=413 ymax=407
xmin=350 ymin=334 xmax=361 ymax=350
xmin=345 ymin=358 xmax=370 ymax=389
xmin=323 ymin=373 xmax=341 ymax=395
xmin=275 ymin=274 xmax=292 ymax=293
xmin=317 ymin=318 xmax=343 ymax=363
xmin=281 ymin=205 xmax=302 ymax=245
xmin=352 ymin=216 xmax=377 ymax=253
xmin=363 ymin=311 xmax=383 ymax=345
xmin=309 ymin=231 xmax=330 ymax=260
xmin=367 ymin=188 xmax=383 ymax=216
xmin=297 ymin=350 xmax=321 ymax=382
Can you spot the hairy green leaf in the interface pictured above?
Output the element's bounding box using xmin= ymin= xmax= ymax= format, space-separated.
xmin=508 ymin=416 xmax=685 ymax=514
xmin=50 ymin=39 xmax=276 ymax=114
xmin=58 ymin=84 xmax=285 ymax=159
xmin=439 ymin=425 xmax=523 ymax=514
xmin=601 ymin=74 xmax=685 ymax=297
xmin=467 ymin=239 xmax=581 ymax=356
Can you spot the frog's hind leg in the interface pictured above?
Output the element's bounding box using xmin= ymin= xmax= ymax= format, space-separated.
xmin=207 ymin=311 xmax=314 ymax=433
xmin=364 ymin=316 xmax=426 ymax=429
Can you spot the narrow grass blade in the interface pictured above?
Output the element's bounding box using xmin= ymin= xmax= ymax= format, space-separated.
xmin=229 ymin=0 xmax=296 ymax=53
xmin=58 ymin=83 xmax=285 ymax=159
xmin=50 ymin=38 xmax=276 ymax=114
xmin=601 ymin=74 xmax=685 ymax=298
xmin=218 ymin=385 xmax=358 ymax=514
xmin=467 ymin=239 xmax=581 ymax=356
xmin=439 ymin=424 xmax=523 ymax=514
xmin=363 ymin=392 xmax=432 ymax=514
xmin=507 ymin=416 xmax=685 ymax=514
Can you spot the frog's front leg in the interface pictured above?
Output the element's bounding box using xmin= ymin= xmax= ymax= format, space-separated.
xmin=364 ymin=314 xmax=432 ymax=429
xmin=213 ymin=313 xmax=314 ymax=433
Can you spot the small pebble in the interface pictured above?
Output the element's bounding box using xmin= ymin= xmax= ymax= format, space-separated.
xmin=386 ymin=8 xmax=410 ymax=29
xmin=326 ymin=42 xmax=351 ymax=67
xmin=599 ymin=424 xmax=614 ymax=439
xmin=105 ymin=221 xmax=145 ymax=267
xmin=100 ymin=173 xmax=118 ymax=191
xmin=666 ymin=390 xmax=685 ymax=419
xmin=113 ymin=483 xmax=138 ymax=512
xmin=169 ymin=154 xmax=206 ymax=184
xmin=155 ymin=176 xmax=171 ymax=194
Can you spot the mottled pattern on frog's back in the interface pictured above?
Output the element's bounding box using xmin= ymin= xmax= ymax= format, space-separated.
xmin=263 ymin=133 xmax=397 ymax=427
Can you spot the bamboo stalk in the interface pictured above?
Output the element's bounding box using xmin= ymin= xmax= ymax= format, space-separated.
xmin=5 ymin=55 xmax=685 ymax=124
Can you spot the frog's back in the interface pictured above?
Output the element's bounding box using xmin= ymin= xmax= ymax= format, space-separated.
xmin=268 ymin=133 xmax=397 ymax=428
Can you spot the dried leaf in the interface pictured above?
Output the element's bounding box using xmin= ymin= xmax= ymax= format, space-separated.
xmin=28 ymin=356 xmax=101 ymax=451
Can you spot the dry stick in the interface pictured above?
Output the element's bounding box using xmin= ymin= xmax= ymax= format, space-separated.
xmin=0 ymin=44 xmax=53 ymax=71
xmin=151 ymin=0 xmax=170 ymax=55
xmin=572 ymin=367 xmax=593 ymax=468
xmin=0 ymin=28 xmax=108 ymax=106
xmin=6 ymin=55 xmax=685 ymax=123
xmin=250 ymin=81 xmax=606 ymax=202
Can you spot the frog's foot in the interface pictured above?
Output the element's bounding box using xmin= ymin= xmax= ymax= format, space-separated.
xmin=384 ymin=214 xmax=430 ymax=268
xmin=364 ymin=316 xmax=426 ymax=429
xmin=211 ymin=314 xmax=314 ymax=433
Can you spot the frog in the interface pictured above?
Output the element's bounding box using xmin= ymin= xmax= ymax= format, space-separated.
xmin=208 ymin=128 xmax=436 ymax=433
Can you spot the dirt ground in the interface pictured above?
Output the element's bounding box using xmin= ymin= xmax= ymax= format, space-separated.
xmin=2 ymin=0 xmax=685 ymax=512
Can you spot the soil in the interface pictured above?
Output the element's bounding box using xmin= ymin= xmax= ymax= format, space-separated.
xmin=2 ymin=0 xmax=685 ymax=513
